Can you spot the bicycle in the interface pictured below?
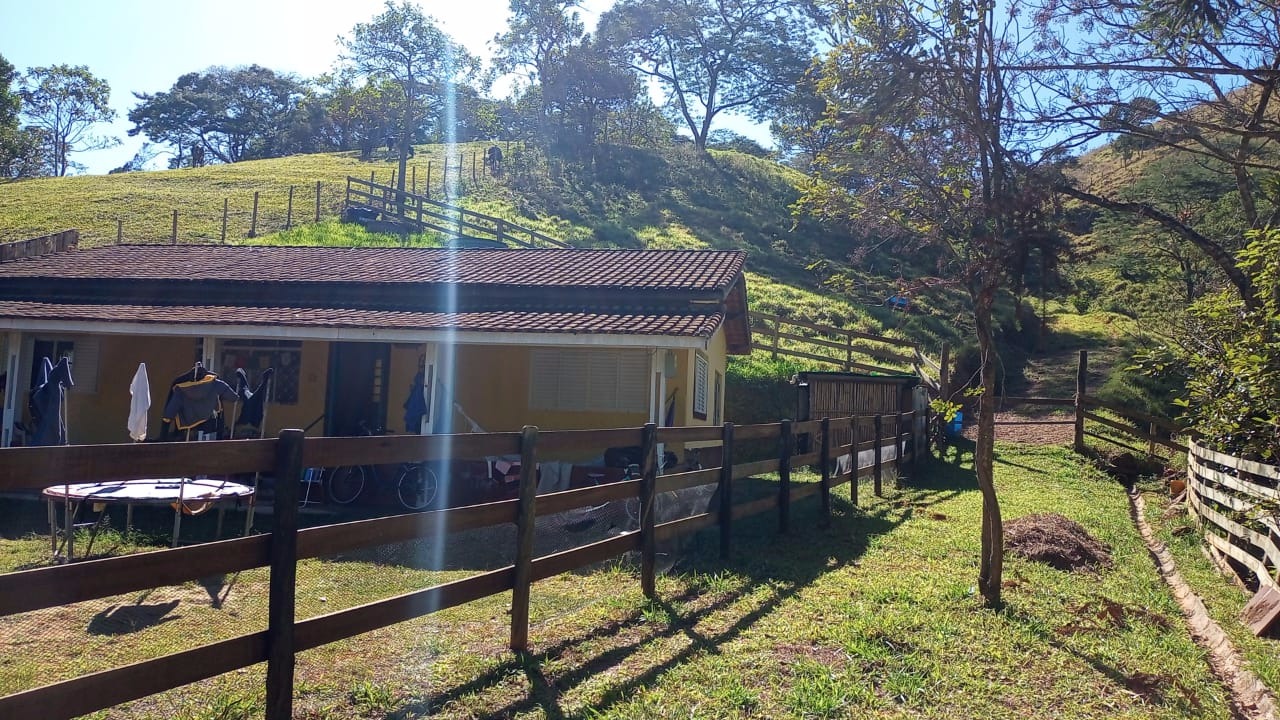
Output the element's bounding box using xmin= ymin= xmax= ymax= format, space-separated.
xmin=322 ymin=422 xmax=440 ymax=511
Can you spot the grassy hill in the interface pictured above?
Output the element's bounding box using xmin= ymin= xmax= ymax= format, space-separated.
xmin=1 ymin=140 xmax=1167 ymax=412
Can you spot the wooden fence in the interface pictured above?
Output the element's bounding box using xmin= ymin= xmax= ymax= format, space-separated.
xmin=747 ymin=311 xmax=940 ymax=389
xmin=345 ymin=176 xmax=572 ymax=248
xmin=1187 ymin=441 xmax=1280 ymax=590
xmin=0 ymin=413 xmax=917 ymax=720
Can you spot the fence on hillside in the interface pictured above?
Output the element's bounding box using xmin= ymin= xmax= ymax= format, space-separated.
xmin=1187 ymin=441 xmax=1280 ymax=590
xmin=0 ymin=412 xmax=920 ymax=720
xmin=344 ymin=176 xmax=572 ymax=248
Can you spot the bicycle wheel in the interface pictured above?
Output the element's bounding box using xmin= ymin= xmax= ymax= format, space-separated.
xmin=325 ymin=465 xmax=366 ymax=505
xmin=396 ymin=464 xmax=439 ymax=511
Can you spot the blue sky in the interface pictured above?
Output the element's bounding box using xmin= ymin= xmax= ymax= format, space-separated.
xmin=0 ymin=0 xmax=628 ymax=174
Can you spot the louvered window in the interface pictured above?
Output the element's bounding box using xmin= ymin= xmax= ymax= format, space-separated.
xmin=693 ymin=352 xmax=709 ymax=420
xmin=531 ymin=349 xmax=648 ymax=412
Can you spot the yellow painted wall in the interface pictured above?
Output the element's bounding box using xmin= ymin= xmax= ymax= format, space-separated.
xmin=19 ymin=326 xmax=731 ymax=452
xmin=63 ymin=334 xmax=198 ymax=445
xmin=259 ymin=340 xmax=328 ymax=437
xmin=448 ymin=345 xmax=650 ymax=434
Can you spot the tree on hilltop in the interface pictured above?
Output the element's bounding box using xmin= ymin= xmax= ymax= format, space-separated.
xmin=20 ymin=64 xmax=117 ymax=176
xmin=340 ymin=1 xmax=479 ymax=197
xmin=0 ymin=53 xmax=42 ymax=180
xmin=597 ymin=0 xmax=810 ymax=153
xmin=129 ymin=65 xmax=307 ymax=168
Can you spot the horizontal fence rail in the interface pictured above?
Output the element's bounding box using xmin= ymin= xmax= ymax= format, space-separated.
xmin=1187 ymin=441 xmax=1280 ymax=590
xmin=0 ymin=414 xmax=920 ymax=720
xmin=345 ymin=176 xmax=572 ymax=248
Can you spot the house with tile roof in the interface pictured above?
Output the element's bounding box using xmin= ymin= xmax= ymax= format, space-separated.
xmin=0 ymin=233 xmax=751 ymax=449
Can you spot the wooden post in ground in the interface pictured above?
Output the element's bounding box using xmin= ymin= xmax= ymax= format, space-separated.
xmin=411 ymin=165 xmax=417 ymax=195
xmin=249 ymin=192 xmax=260 ymax=238
xmin=315 ymin=181 xmax=322 ymax=222
xmin=850 ymin=416 xmax=860 ymax=507
xmin=640 ymin=422 xmax=658 ymax=599
xmin=221 ymin=199 xmax=228 ymax=243
xmin=895 ymin=410 xmax=905 ymax=481
xmin=116 ymin=218 xmax=123 ymax=244
xmin=170 ymin=210 xmax=178 ymax=244
xmin=1074 ymin=350 xmax=1088 ymax=453
xmin=770 ymin=319 xmax=780 ymax=359
xmin=509 ymin=425 xmax=539 ymax=651
xmin=719 ymin=422 xmax=734 ymax=560
xmin=778 ymin=419 xmax=792 ymax=534
xmin=472 ymin=152 xmax=477 ymax=184
xmin=938 ymin=342 xmax=950 ymax=451
xmin=1148 ymin=422 xmax=1157 ymax=458
xmin=286 ymin=186 xmax=294 ymax=230
xmin=265 ymin=429 xmax=302 ymax=720
xmin=873 ymin=414 xmax=883 ymax=497
xmin=426 ymin=161 xmax=432 ymax=199
xmin=442 ymin=156 xmax=449 ymax=198
xmin=819 ymin=417 xmax=831 ymax=524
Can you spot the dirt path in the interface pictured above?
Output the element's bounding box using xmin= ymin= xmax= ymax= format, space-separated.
xmin=1129 ymin=490 xmax=1279 ymax=720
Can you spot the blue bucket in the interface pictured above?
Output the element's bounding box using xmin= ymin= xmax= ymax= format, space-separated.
xmin=947 ymin=411 xmax=964 ymax=438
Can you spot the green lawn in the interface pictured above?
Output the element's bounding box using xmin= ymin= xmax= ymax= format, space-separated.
xmin=0 ymin=442 xmax=1252 ymax=719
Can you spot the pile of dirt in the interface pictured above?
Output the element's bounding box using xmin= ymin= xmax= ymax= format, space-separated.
xmin=1005 ymin=513 xmax=1113 ymax=572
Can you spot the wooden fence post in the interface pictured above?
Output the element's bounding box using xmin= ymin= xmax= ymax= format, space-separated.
xmin=411 ymin=165 xmax=417 ymax=195
xmin=510 ymin=425 xmax=539 ymax=651
xmin=850 ymin=416 xmax=860 ymax=507
xmin=116 ymin=218 xmax=123 ymax=244
xmin=286 ymin=185 xmax=294 ymax=230
xmin=770 ymin=320 xmax=780 ymax=359
xmin=778 ymin=419 xmax=792 ymax=534
xmin=640 ymin=422 xmax=658 ymax=599
xmin=819 ymin=417 xmax=831 ymax=524
xmin=426 ymin=161 xmax=433 ymax=199
xmin=472 ymin=152 xmax=477 ymax=183
xmin=719 ymin=422 xmax=734 ymax=560
xmin=221 ymin=199 xmax=228 ymax=243
xmin=442 ymin=156 xmax=449 ymax=197
xmin=910 ymin=410 xmax=920 ymax=477
xmin=873 ymin=414 xmax=883 ymax=497
xmin=895 ymin=410 xmax=905 ymax=480
xmin=1148 ymin=422 xmax=1157 ymax=458
xmin=938 ymin=342 xmax=950 ymax=450
xmin=170 ymin=209 xmax=178 ymax=244
xmin=1074 ymin=350 xmax=1088 ymax=453
xmin=265 ymin=429 xmax=302 ymax=720
xmin=315 ymin=181 xmax=322 ymax=222
xmin=249 ymin=192 xmax=259 ymax=238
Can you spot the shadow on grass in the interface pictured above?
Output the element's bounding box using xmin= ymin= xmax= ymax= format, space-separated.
xmin=388 ymin=454 xmax=978 ymax=719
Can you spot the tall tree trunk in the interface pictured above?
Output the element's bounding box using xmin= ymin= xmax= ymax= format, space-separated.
xmin=973 ymin=281 xmax=1004 ymax=608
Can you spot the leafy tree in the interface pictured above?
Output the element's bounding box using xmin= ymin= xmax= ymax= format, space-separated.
xmin=0 ymin=53 xmax=43 ymax=180
xmin=493 ymin=0 xmax=585 ymax=97
xmin=311 ymin=72 xmax=401 ymax=158
xmin=128 ymin=65 xmax=308 ymax=167
xmin=1136 ymin=228 xmax=1280 ymax=459
xmin=802 ymin=0 xmax=1069 ymax=607
xmin=542 ymin=38 xmax=645 ymax=152
xmin=1031 ymin=0 xmax=1280 ymax=308
xmin=340 ymin=1 xmax=479 ymax=196
xmin=19 ymin=64 xmax=117 ymax=176
xmin=597 ymin=0 xmax=810 ymax=152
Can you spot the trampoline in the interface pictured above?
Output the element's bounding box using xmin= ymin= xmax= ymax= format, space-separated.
xmin=42 ymin=477 xmax=255 ymax=562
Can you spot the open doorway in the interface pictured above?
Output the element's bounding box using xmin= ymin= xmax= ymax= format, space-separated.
xmin=325 ymin=342 xmax=391 ymax=436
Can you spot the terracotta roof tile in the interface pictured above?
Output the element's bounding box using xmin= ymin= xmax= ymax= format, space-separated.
xmin=0 ymin=301 xmax=725 ymax=338
xmin=0 ymin=245 xmax=746 ymax=291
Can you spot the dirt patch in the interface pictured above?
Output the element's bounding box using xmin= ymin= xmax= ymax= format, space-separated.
xmin=961 ymin=404 xmax=1075 ymax=445
xmin=1005 ymin=513 xmax=1113 ymax=572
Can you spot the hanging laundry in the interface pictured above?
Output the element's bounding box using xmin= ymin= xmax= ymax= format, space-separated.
xmin=162 ymin=369 xmax=238 ymax=433
xmin=403 ymin=368 xmax=429 ymax=433
xmin=234 ymin=366 xmax=275 ymax=429
xmin=128 ymin=362 xmax=150 ymax=441
xmin=29 ymin=356 xmax=73 ymax=446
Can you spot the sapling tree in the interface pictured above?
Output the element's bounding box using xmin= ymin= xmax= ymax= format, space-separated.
xmin=800 ymin=0 xmax=1069 ymax=606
